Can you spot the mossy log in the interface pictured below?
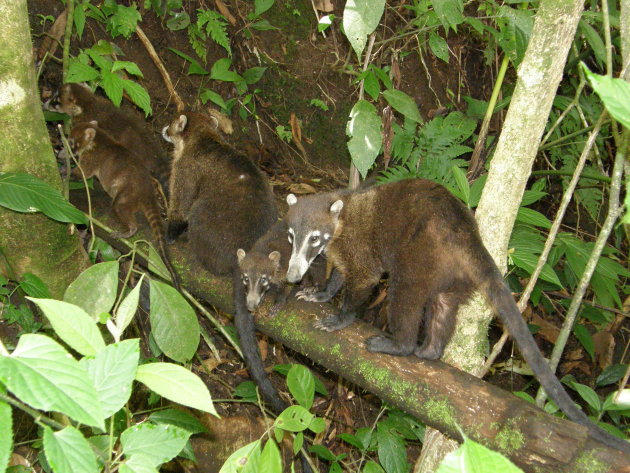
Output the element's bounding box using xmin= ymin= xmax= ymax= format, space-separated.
xmin=89 ymin=212 xmax=628 ymax=473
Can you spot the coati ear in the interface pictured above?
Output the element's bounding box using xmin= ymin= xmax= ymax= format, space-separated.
xmin=330 ymin=199 xmax=344 ymax=216
xmin=84 ymin=127 xmax=97 ymax=142
xmin=236 ymin=248 xmax=246 ymax=263
xmin=174 ymin=114 xmax=188 ymax=134
xmin=268 ymin=251 xmax=281 ymax=265
xmin=287 ymin=194 xmax=297 ymax=206
xmin=208 ymin=115 xmax=219 ymax=130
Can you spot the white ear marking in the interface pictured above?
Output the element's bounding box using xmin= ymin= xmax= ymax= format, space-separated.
xmin=236 ymin=248 xmax=246 ymax=262
xmin=177 ymin=114 xmax=188 ymax=132
xmin=287 ymin=194 xmax=297 ymax=206
xmin=330 ymin=199 xmax=343 ymax=215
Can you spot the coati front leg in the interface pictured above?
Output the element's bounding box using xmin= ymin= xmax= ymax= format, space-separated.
xmin=296 ymin=270 xmax=344 ymax=303
xmin=314 ymin=279 xmax=372 ymax=332
xmin=366 ymin=279 xmax=425 ymax=356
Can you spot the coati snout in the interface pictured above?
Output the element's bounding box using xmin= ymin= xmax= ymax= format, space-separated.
xmin=237 ymin=248 xmax=281 ymax=312
xmin=285 ymin=193 xmax=341 ymax=283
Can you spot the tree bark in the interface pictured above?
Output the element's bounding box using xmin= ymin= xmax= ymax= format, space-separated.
xmin=415 ymin=0 xmax=586 ymax=470
xmin=0 ymin=0 xmax=88 ymax=297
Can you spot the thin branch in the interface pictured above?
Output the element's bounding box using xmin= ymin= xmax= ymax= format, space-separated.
xmin=62 ymin=1 xmax=74 ymax=82
xmin=0 ymin=392 xmax=66 ymax=430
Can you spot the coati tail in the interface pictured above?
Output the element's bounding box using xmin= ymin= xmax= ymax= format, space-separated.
xmin=232 ymin=269 xmax=286 ymax=413
xmin=144 ymin=203 xmax=181 ymax=290
xmin=479 ymin=263 xmax=630 ymax=453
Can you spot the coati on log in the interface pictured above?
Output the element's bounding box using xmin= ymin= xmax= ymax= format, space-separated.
xmin=58 ymin=83 xmax=170 ymax=192
xmin=161 ymin=112 xmax=286 ymax=412
xmin=284 ymin=178 xmax=630 ymax=454
xmin=68 ymin=121 xmax=180 ymax=289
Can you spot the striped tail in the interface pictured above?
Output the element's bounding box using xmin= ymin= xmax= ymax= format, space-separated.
xmin=144 ymin=202 xmax=181 ymax=290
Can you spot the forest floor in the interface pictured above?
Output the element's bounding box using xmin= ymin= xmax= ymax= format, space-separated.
xmin=12 ymin=1 xmax=616 ymax=471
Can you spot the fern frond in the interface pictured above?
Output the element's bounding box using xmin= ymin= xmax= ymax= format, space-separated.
xmin=197 ymin=9 xmax=231 ymax=57
xmin=188 ymin=24 xmax=207 ymax=62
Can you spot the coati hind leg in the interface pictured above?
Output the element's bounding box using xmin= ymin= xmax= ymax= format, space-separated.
xmin=111 ymin=195 xmax=139 ymax=239
xmin=366 ymin=278 xmax=425 ymax=356
xmin=414 ymin=288 xmax=470 ymax=360
xmin=314 ymin=278 xmax=372 ymax=332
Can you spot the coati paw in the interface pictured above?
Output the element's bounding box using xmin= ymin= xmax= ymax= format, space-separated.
xmin=413 ymin=345 xmax=442 ymax=360
xmin=366 ymin=336 xmax=414 ymax=356
xmin=296 ymin=287 xmax=331 ymax=303
xmin=313 ymin=313 xmax=355 ymax=332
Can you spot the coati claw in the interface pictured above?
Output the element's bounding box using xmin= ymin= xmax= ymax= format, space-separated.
xmin=313 ymin=313 xmax=355 ymax=332
xmin=296 ymin=287 xmax=320 ymax=301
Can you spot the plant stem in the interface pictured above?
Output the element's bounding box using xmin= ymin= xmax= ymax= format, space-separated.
xmin=467 ymin=54 xmax=509 ymax=179
xmin=62 ymin=0 xmax=73 ymax=82
xmin=529 ymin=169 xmax=611 ymax=183
xmin=535 ymin=130 xmax=628 ymax=406
xmin=0 ymin=392 xmax=66 ymax=430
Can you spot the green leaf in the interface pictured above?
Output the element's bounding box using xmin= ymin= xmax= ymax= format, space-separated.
xmin=362 ymin=71 xmax=380 ymax=101
xmin=210 ymin=58 xmax=243 ymax=82
xmin=578 ymin=21 xmax=606 ymax=66
xmin=293 ymin=431 xmax=304 ymax=455
xmin=515 ymin=207 xmax=551 ymax=229
xmin=436 ymin=436 xmax=524 ymax=473
xmin=308 ymin=417 xmax=326 ymax=434
xmin=166 ymin=11 xmax=190 ymax=31
xmin=308 ymin=444 xmax=339 ymax=461
xmin=168 ymin=48 xmax=208 ymax=75
xmin=107 ymin=4 xmax=141 ymax=39
xmin=112 ymin=61 xmax=144 ymax=77
xmin=364 ymin=462 xmax=386 ymax=473
xmin=27 ymin=298 xmax=105 ymax=357
xmin=119 ymin=454 xmax=159 ymax=473
xmin=19 ymin=273 xmax=50 ymax=298
xmin=121 ymin=423 xmax=191 ymax=466
xmin=135 ymin=362 xmax=217 ymax=416
xmin=433 ymin=0 xmax=464 ymax=32
xmin=520 ymin=190 xmax=547 ymax=206
xmin=101 ymin=71 xmax=125 ymax=107
xmin=596 ymin=364 xmax=628 ymax=387
xmin=0 ymin=335 xmax=104 ymax=429
xmin=243 ymin=67 xmax=267 ymax=85
xmin=259 ymin=440 xmax=281 ymax=472
xmin=73 ymin=5 xmax=86 ymax=38
xmin=114 ymin=275 xmax=145 ymax=341
xmin=275 ymin=405 xmax=314 ymax=432
xmin=66 ymin=62 xmax=100 ymax=83
xmin=149 ymin=408 xmax=208 ymax=434
xmin=250 ymin=19 xmax=278 ymax=31
xmin=64 ymin=261 xmax=119 ymax=320
xmin=219 ymin=440 xmax=261 ymax=473
xmin=0 ymin=399 xmax=11 ymax=473
xmin=122 ymin=79 xmax=152 ymax=117
xmin=377 ymin=424 xmax=407 ymax=473
xmin=451 ymin=165 xmax=470 ymax=205
xmin=200 ymin=89 xmax=227 ymax=109
xmin=43 ymin=426 xmax=99 ymax=473
xmin=382 ymin=89 xmax=422 ymax=123
xmin=572 ymin=324 xmax=595 ymax=363
xmin=287 ymin=365 xmax=315 ymax=409
xmin=347 ymin=100 xmax=382 ymax=178
xmin=343 ymin=0 xmax=385 ymax=59
xmin=150 ymin=280 xmax=199 ymax=363
xmin=198 ymin=9 xmax=231 ymax=57
xmin=79 ymin=339 xmax=139 ymax=417
xmin=428 ymin=32 xmax=449 ymax=63
xmin=571 ymin=382 xmax=601 ymax=413
xmin=0 ymin=172 xmax=87 ymax=224
xmin=582 ymin=63 xmax=630 ymax=130
xmin=273 ymin=364 xmax=328 ymax=396
xmin=254 ymin=0 xmax=275 ymax=17
xmin=233 ymin=380 xmax=258 ymax=401
xmin=509 ymin=251 xmax=562 ymax=287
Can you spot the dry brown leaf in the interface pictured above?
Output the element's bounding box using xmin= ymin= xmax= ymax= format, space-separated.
xmin=259 ymin=337 xmax=268 ymax=361
xmin=593 ymin=330 xmax=615 ymax=370
xmin=289 ymin=113 xmax=302 ymax=144
xmin=9 ymin=453 xmax=30 ymax=468
xmin=288 ymin=182 xmax=317 ymax=194
xmin=565 ymin=347 xmax=584 ymax=361
xmin=214 ymin=0 xmax=237 ymax=25
xmin=201 ymin=357 xmax=226 ymax=372
xmin=382 ymin=106 xmax=394 ymax=169
xmin=560 ymin=361 xmax=591 ymax=376
xmin=37 ymin=10 xmax=67 ymax=61
xmin=529 ymin=313 xmax=560 ymax=344
xmin=314 ymin=0 xmax=334 ymax=12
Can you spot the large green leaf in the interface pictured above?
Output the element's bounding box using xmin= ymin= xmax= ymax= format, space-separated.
xmin=113 ymin=274 xmax=144 ymax=342
xmin=583 ymin=64 xmax=630 ymax=130
xmin=509 ymin=251 xmax=562 ymax=288
xmin=150 ymin=280 xmax=199 ymax=363
xmin=121 ymin=423 xmax=191 ymax=466
xmin=101 ymin=70 xmax=125 ymax=107
xmin=119 ymin=454 xmax=160 ymax=473
xmin=66 ymin=62 xmax=100 ymax=83
xmin=0 ymin=334 xmax=104 ymax=429
xmin=0 ymin=398 xmax=11 ymax=473
xmin=149 ymin=408 xmax=208 ymax=434
xmin=287 ymin=365 xmax=315 ymax=410
xmin=515 ymin=207 xmax=551 ymax=229
xmin=382 ymin=90 xmax=422 ymax=123
xmin=122 ymin=80 xmax=152 ymax=117
xmin=259 ymin=440 xmax=282 ymax=473
xmin=342 ymin=0 xmax=385 ymax=59
xmin=377 ymin=423 xmax=407 ymax=473
xmin=135 ymin=362 xmax=217 ymax=416
xmin=436 ymin=436 xmax=524 ymax=473
xmin=347 ymin=100 xmax=382 ymax=178
xmin=219 ymin=440 xmax=261 ymax=473
xmin=0 ymin=172 xmax=87 ymax=224
xmin=64 ymin=261 xmax=119 ymax=320
xmin=433 ymin=0 xmax=464 ymax=32
xmin=79 ymin=339 xmax=139 ymax=417
xmin=43 ymin=426 xmax=99 ymax=473
xmin=19 ymin=273 xmax=51 ymax=298
xmin=27 ymin=298 xmax=105 ymax=356
xmin=275 ymin=405 xmax=313 ymax=432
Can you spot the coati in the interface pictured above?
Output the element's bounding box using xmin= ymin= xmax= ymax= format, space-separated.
xmin=284 ymin=178 xmax=630 ymax=454
xmin=69 ymin=121 xmax=180 ymax=289
xmin=58 ymin=83 xmax=170 ymax=192
xmin=161 ymin=111 xmax=286 ymax=413
xmin=236 ymin=220 xmax=343 ymax=314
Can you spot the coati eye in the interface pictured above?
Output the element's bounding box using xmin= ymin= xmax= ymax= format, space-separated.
xmin=242 ymin=275 xmax=249 ymax=285
xmin=260 ymin=276 xmax=269 ymax=286
xmin=310 ymin=235 xmax=320 ymax=245
xmin=288 ymin=228 xmax=294 ymax=244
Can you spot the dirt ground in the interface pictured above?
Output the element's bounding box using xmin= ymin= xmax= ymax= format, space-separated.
xmin=20 ymin=1 xmax=536 ymax=471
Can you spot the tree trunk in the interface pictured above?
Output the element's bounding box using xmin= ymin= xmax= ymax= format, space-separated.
xmin=415 ymin=0 xmax=585 ymax=470
xmin=0 ymin=1 xmax=88 ymax=298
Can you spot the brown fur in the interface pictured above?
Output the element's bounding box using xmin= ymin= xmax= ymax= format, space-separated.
xmin=69 ymin=121 xmax=179 ymax=289
xmin=284 ymin=178 xmax=630 ymax=453
xmin=58 ymin=83 xmax=170 ymax=189
xmin=162 ymin=111 xmax=278 ymax=275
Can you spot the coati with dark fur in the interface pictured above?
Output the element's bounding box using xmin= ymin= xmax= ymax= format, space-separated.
xmin=69 ymin=121 xmax=180 ymax=289
xmin=58 ymin=83 xmax=170 ymax=192
xmin=236 ymin=220 xmax=342 ymax=314
xmin=284 ymin=178 xmax=630 ymax=454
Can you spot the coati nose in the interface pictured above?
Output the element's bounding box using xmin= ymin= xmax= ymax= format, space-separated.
xmin=286 ymin=266 xmax=303 ymax=284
